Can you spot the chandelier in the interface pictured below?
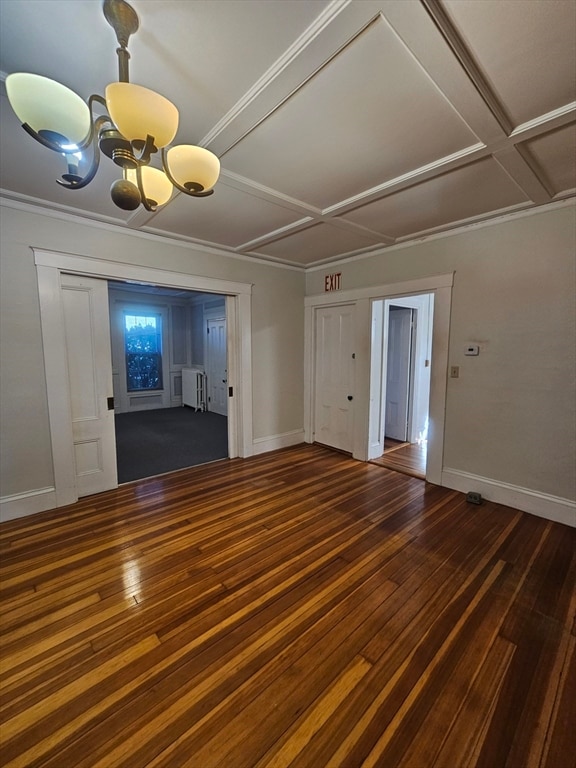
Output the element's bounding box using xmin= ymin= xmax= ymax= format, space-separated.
xmin=5 ymin=0 xmax=220 ymax=212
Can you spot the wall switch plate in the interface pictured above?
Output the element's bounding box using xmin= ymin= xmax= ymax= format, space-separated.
xmin=450 ymin=366 xmax=459 ymax=378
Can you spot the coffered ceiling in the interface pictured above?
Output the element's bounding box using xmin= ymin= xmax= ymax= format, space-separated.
xmin=1 ymin=0 xmax=574 ymax=268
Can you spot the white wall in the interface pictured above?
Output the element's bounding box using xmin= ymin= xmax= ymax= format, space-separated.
xmin=0 ymin=201 xmax=305 ymax=502
xmin=307 ymin=203 xmax=576 ymax=513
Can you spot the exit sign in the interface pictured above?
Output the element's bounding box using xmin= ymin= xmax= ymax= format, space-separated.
xmin=324 ymin=272 xmax=342 ymax=292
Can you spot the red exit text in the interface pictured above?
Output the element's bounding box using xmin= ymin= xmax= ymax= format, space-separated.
xmin=324 ymin=272 xmax=342 ymax=292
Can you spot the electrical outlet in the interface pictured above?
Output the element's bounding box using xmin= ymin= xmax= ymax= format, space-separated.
xmin=450 ymin=366 xmax=459 ymax=378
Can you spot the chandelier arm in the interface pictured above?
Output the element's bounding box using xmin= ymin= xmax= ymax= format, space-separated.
xmin=20 ymin=123 xmax=67 ymax=153
xmin=132 ymin=134 xmax=158 ymax=166
xmin=20 ymin=93 xmax=110 ymax=156
xmin=160 ymin=148 xmax=215 ymax=197
xmin=88 ymin=93 xmax=108 ymax=112
xmin=55 ymin=114 xmax=109 ymax=190
xmin=133 ymin=164 xmax=157 ymax=212
xmin=81 ymin=94 xmax=112 ymax=150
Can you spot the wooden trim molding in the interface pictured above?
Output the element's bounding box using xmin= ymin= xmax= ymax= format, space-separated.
xmin=33 ymin=248 xmax=254 ymax=296
xmin=0 ymin=487 xmax=57 ymax=523
xmin=252 ymin=429 xmax=306 ymax=455
xmin=442 ymin=468 xmax=576 ymax=528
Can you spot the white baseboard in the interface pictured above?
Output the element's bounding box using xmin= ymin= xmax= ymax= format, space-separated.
xmin=0 ymin=487 xmax=57 ymax=523
xmin=441 ymin=468 xmax=576 ymax=528
xmin=252 ymin=429 xmax=305 ymax=456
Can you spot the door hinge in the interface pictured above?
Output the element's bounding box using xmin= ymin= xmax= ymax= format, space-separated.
xmin=107 ymin=396 xmax=114 ymax=410
xmin=228 ymin=386 xmax=233 ymax=397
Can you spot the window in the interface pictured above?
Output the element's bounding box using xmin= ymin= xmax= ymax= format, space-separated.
xmin=124 ymin=313 xmax=163 ymax=391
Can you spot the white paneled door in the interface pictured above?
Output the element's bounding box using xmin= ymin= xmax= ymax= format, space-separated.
xmin=314 ymin=305 xmax=356 ymax=453
xmin=207 ymin=316 xmax=227 ymax=416
xmin=60 ymin=274 xmax=118 ymax=497
xmin=385 ymin=306 xmax=414 ymax=442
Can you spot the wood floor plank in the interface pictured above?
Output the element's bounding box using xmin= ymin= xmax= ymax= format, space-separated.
xmin=0 ymin=444 xmax=573 ymax=768
xmin=431 ymin=635 xmax=517 ymax=768
xmin=541 ymin=633 xmax=576 ymax=768
xmin=255 ymin=655 xmax=373 ymax=768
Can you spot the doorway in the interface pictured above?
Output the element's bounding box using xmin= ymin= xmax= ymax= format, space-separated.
xmin=369 ymin=293 xmax=434 ymax=479
xmin=305 ymin=273 xmax=452 ymax=485
xmin=35 ymin=248 xmax=253 ymax=508
xmin=108 ymin=281 xmax=229 ymax=482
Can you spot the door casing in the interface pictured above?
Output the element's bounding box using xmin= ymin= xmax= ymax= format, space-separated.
xmin=35 ymin=248 xmax=253 ymax=507
xmin=304 ymin=273 xmax=453 ymax=485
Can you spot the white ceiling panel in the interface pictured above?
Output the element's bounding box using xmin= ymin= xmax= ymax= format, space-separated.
xmin=128 ymin=0 xmax=333 ymax=140
xmin=0 ymin=1 xmax=117 ymax=98
xmin=342 ymin=158 xmax=529 ymax=239
xmin=222 ymin=12 xmax=478 ymax=209
xmin=253 ymin=222 xmax=383 ymax=265
xmin=0 ymin=0 xmax=574 ymax=267
xmin=521 ymin=125 xmax=576 ymax=196
xmin=149 ymin=181 xmax=306 ymax=248
xmin=442 ymin=0 xmax=576 ymax=127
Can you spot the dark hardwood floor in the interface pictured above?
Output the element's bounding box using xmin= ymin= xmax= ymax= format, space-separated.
xmin=0 ymin=444 xmax=574 ymax=767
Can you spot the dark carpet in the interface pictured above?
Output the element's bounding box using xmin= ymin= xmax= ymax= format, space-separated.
xmin=115 ymin=407 xmax=228 ymax=483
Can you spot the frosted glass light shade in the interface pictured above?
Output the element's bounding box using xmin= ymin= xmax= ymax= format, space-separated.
xmin=6 ymin=73 xmax=91 ymax=147
xmin=166 ymin=145 xmax=220 ymax=191
xmin=106 ymin=83 xmax=178 ymax=148
xmin=127 ymin=166 xmax=173 ymax=207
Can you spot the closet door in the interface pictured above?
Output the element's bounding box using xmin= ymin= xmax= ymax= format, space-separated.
xmin=313 ymin=304 xmax=356 ymax=453
xmin=207 ymin=316 xmax=227 ymax=416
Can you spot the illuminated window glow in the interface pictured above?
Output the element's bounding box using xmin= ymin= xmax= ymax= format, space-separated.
xmin=124 ymin=313 xmax=163 ymax=391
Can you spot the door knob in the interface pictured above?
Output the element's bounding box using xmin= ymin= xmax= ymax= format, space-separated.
xmin=347 ymin=395 xmax=353 ymax=401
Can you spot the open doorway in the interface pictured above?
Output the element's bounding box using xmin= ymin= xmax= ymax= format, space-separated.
xmin=108 ymin=281 xmax=229 ymax=483
xmin=369 ymin=293 xmax=434 ymax=479
xmin=35 ymin=247 xmax=253 ymax=508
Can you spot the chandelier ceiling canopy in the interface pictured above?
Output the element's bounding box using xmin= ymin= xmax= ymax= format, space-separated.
xmin=5 ymin=0 xmax=220 ymax=212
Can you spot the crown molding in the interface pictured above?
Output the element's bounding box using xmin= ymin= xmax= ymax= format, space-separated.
xmin=0 ymin=192 xmax=306 ymax=272
xmin=306 ymin=197 xmax=576 ymax=271
xmin=2 ymin=192 xmax=573 ymax=274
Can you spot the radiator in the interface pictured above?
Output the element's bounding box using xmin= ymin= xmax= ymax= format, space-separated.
xmin=182 ymin=367 xmax=206 ymax=411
